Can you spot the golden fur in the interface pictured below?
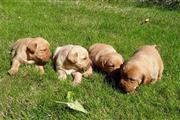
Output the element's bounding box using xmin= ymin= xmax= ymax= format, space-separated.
xmin=119 ymin=45 xmax=164 ymax=92
xmin=8 ymin=37 xmax=51 ymax=75
xmin=53 ymin=45 xmax=92 ymax=85
xmin=89 ymin=43 xmax=123 ymax=76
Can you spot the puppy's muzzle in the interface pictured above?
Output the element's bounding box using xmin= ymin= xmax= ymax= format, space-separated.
xmin=119 ymin=81 xmax=127 ymax=92
xmin=119 ymin=80 xmax=136 ymax=93
xmin=78 ymin=61 xmax=91 ymax=72
xmin=44 ymin=51 xmax=52 ymax=62
xmin=35 ymin=52 xmax=51 ymax=63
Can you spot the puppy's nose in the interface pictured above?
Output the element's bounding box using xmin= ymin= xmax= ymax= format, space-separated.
xmin=89 ymin=59 xmax=92 ymax=65
xmin=43 ymin=52 xmax=51 ymax=62
xmin=49 ymin=51 xmax=52 ymax=58
xmin=119 ymin=81 xmax=130 ymax=93
xmin=119 ymin=81 xmax=124 ymax=88
xmin=87 ymin=62 xmax=91 ymax=68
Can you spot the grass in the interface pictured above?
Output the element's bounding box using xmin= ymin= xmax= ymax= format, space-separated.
xmin=0 ymin=0 xmax=179 ymax=119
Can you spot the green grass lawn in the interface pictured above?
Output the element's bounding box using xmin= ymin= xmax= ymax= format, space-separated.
xmin=0 ymin=0 xmax=179 ymax=119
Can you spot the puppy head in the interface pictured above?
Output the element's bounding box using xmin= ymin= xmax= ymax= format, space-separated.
xmin=119 ymin=63 xmax=143 ymax=93
xmin=27 ymin=37 xmax=51 ymax=63
xmin=67 ymin=46 xmax=91 ymax=71
xmin=102 ymin=54 xmax=123 ymax=74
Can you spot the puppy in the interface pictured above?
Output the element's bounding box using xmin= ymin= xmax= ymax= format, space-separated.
xmin=53 ymin=45 xmax=92 ymax=85
xmin=119 ymin=45 xmax=164 ymax=93
xmin=89 ymin=43 xmax=124 ymax=77
xmin=8 ymin=37 xmax=51 ymax=75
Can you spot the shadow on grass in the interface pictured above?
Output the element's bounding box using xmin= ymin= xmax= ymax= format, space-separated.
xmin=101 ymin=0 xmax=180 ymax=11
xmin=92 ymin=66 xmax=126 ymax=94
xmin=135 ymin=1 xmax=180 ymax=11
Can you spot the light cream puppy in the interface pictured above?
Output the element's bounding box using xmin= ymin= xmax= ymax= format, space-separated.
xmin=53 ymin=45 xmax=92 ymax=85
xmin=119 ymin=45 xmax=164 ymax=93
xmin=8 ymin=37 xmax=51 ymax=75
xmin=89 ymin=43 xmax=124 ymax=76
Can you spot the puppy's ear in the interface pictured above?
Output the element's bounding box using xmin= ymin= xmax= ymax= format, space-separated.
xmin=99 ymin=56 xmax=107 ymax=68
xmin=67 ymin=52 xmax=78 ymax=63
xmin=120 ymin=63 xmax=125 ymax=74
xmin=27 ymin=42 xmax=37 ymax=53
xmin=120 ymin=62 xmax=127 ymax=73
xmin=142 ymin=73 xmax=151 ymax=84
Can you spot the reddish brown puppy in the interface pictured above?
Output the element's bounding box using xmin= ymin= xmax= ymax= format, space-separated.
xmin=8 ymin=37 xmax=51 ymax=75
xmin=119 ymin=45 xmax=164 ymax=92
xmin=89 ymin=43 xmax=124 ymax=77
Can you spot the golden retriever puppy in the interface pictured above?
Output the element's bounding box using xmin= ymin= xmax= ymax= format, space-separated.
xmin=119 ymin=45 xmax=164 ymax=93
xmin=8 ymin=37 xmax=51 ymax=75
xmin=53 ymin=45 xmax=92 ymax=85
xmin=89 ymin=43 xmax=124 ymax=76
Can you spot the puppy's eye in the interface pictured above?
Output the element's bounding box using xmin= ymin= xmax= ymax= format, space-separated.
xmin=129 ymin=78 xmax=136 ymax=81
xmin=82 ymin=57 xmax=87 ymax=60
xmin=40 ymin=49 xmax=47 ymax=51
xmin=129 ymin=78 xmax=133 ymax=81
xmin=108 ymin=64 xmax=114 ymax=68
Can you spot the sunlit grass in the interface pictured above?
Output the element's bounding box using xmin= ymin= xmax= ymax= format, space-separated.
xmin=0 ymin=0 xmax=179 ymax=119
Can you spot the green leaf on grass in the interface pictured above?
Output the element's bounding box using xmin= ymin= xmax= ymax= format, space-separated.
xmin=55 ymin=91 xmax=88 ymax=114
xmin=55 ymin=100 xmax=88 ymax=114
xmin=67 ymin=91 xmax=74 ymax=102
xmin=67 ymin=100 xmax=88 ymax=114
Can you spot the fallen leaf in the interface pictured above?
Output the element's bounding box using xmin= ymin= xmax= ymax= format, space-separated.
xmin=67 ymin=100 xmax=88 ymax=114
xmin=55 ymin=100 xmax=88 ymax=114
xmin=67 ymin=91 xmax=74 ymax=102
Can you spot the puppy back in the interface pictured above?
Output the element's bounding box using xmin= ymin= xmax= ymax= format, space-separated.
xmin=53 ymin=47 xmax=62 ymax=59
xmin=10 ymin=38 xmax=33 ymax=58
xmin=53 ymin=47 xmax=62 ymax=70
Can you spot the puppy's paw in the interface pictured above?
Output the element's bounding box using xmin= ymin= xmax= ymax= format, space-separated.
xmin=72 ymin=81 xmax=80 ymax=86
xmin=39 ymin=70 xmax=44 ymax=75
xmin=24 ymin=60 xmax=35 ymax=64
xmin=8 ymin=69 xmax=18 ymax=75
xmin=83 ymin=72 xmax=92 ymax=77
xmin=82 ymin=67 xmax=93 ymax=77
xmin=72 ymin=72 xmax=82 ymax=85
xmin=58 ymin=74 xmax=67 ymax=80
xmin=151 ymin=79 xmax=158 ymax=84
xmin=36 ymin=66 xmax=45 ymax=75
